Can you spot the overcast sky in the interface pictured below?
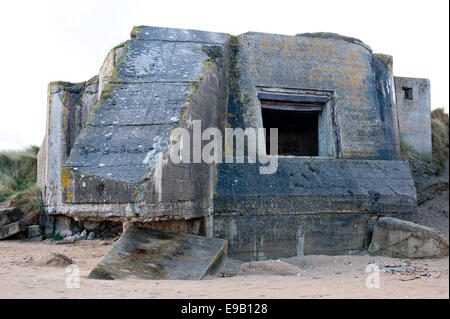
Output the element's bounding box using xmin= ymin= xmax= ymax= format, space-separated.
xmin=0 ymin=0 xmax=448 ymax=150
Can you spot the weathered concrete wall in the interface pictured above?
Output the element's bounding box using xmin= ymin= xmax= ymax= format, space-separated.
xmin=394 ymin=77 xmax=432 ymax=159
xmin=373 ymin=54 xmax=401 ymax=160
xmin=228 ymin=32 xmax=401 ymax=159
xmin=40 ymin=26 xmax=230 ymax=226
xmin=214 ymin=212 xmax=418 ymax=261
xmin=214 ymin=158 xmax=417 ymax=259
xmin=214 ymin=32 xmax=415 ymax=259
xmin=37 ymin=77 xmax=99 ymax=214
xmin=215 ymin=159 xmax=416 ymax=214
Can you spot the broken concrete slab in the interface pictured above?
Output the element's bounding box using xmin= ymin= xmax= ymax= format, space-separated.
xmin=0 ymin=221 xmax=25 ymax=239
xmin=368 ymin=217 xmax=449 ymax=258
xmin=89 ymin=225 xmax=227 ymax=280
xmin=0 ymin=207 xmax=24 ymax=226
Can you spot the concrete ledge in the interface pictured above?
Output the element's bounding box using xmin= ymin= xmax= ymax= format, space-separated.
xmin=215 ymin=159 xmax=417 ymax=214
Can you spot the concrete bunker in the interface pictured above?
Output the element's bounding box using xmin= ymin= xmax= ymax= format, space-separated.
xmin=37 ymin=26 xmax=432 ymax=262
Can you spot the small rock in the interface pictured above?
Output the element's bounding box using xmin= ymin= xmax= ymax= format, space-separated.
xmin=41 ymin=253 xmax=73 ymax=267
xmin=87 ymin=232 xmax=96 ymax=240
xmin=60 ymin=229 xmax=73 ymax=237
xmin=67 ymin=235 xmax=77 ymax=241
xmin=80 ymin=229 xmax=88 ymax=240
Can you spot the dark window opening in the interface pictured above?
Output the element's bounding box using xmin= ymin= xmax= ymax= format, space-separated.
xmin=402 ymin=87 xmax=413 ymax=100
xmin=262 ymin=108 xmax=319 ymax=156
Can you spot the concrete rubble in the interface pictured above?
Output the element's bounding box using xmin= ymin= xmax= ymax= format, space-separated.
xmin=89 ymin=225 xmax=228 ymax=280
xmin=0 ymin=208 xmax=25 ymax=239
xmin=369 ymin=217 xmax=449 ymax=258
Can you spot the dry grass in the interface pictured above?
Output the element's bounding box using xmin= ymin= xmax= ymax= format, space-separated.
xmin=10 ymin=184 xmax=44 ymax=225
xmin=431 ymin=108 xmax=449 ymax=173
xmin=0 ymin=146 xmax=43 ymax=224
xmin=0 ymin=146 xmax=38 ymax=202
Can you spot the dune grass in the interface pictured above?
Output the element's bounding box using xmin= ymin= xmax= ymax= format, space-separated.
xmin=0 ymin=146 xmax=39 ymax=203
xmin=431 ymin=108 xmax=449 ymax=173
xmin=0 ymin=146 xmax=44 ymax=224
xmin=10 ymin=184 xmax=44 ymax=224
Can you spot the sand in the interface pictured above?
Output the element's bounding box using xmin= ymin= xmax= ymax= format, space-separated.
xmin=416 ymin=160 xmax=449 ymax=238
xmin=0 ymin=239 xmax=447 ymax=299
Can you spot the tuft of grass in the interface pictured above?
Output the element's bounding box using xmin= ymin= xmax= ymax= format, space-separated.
xmin=0 ymin=146 xmax=38 ymax=202
xmin=431 ymin=108 xmax=449 ymax=173
xmin=0 ymin=174 xmax=15 ymax=202
xmin=10 ymin=184 xmax=44 ymax=225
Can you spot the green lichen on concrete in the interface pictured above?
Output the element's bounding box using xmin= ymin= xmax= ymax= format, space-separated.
xmin=202 ymin=45 xmax=224 ymax=69
xmin=99 ymin=40 xmax=130 ymax=78
xmin=90 ymin=41 xmax=130 ymax=118
xmin=113 ymin=41 xmax=127 ymax=50
xmin=130 ymin=26 xmax=144 ymax=40
xmin=185 ymin=48 xmax=218 ymax=101
xmin=226 ymin=35 xmax=246 ymax=129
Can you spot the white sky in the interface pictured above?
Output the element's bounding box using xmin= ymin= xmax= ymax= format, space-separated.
xmin=0 ymin=0 xmax=448 ymax=150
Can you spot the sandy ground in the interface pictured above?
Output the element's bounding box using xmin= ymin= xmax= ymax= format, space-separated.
xmin=1 ymin=162 xmax=448 ymax=299
xmin=0 ymin=240 xmax=448 ymax=299
xmin=417 ymin=160 xmax=449 ymax=238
